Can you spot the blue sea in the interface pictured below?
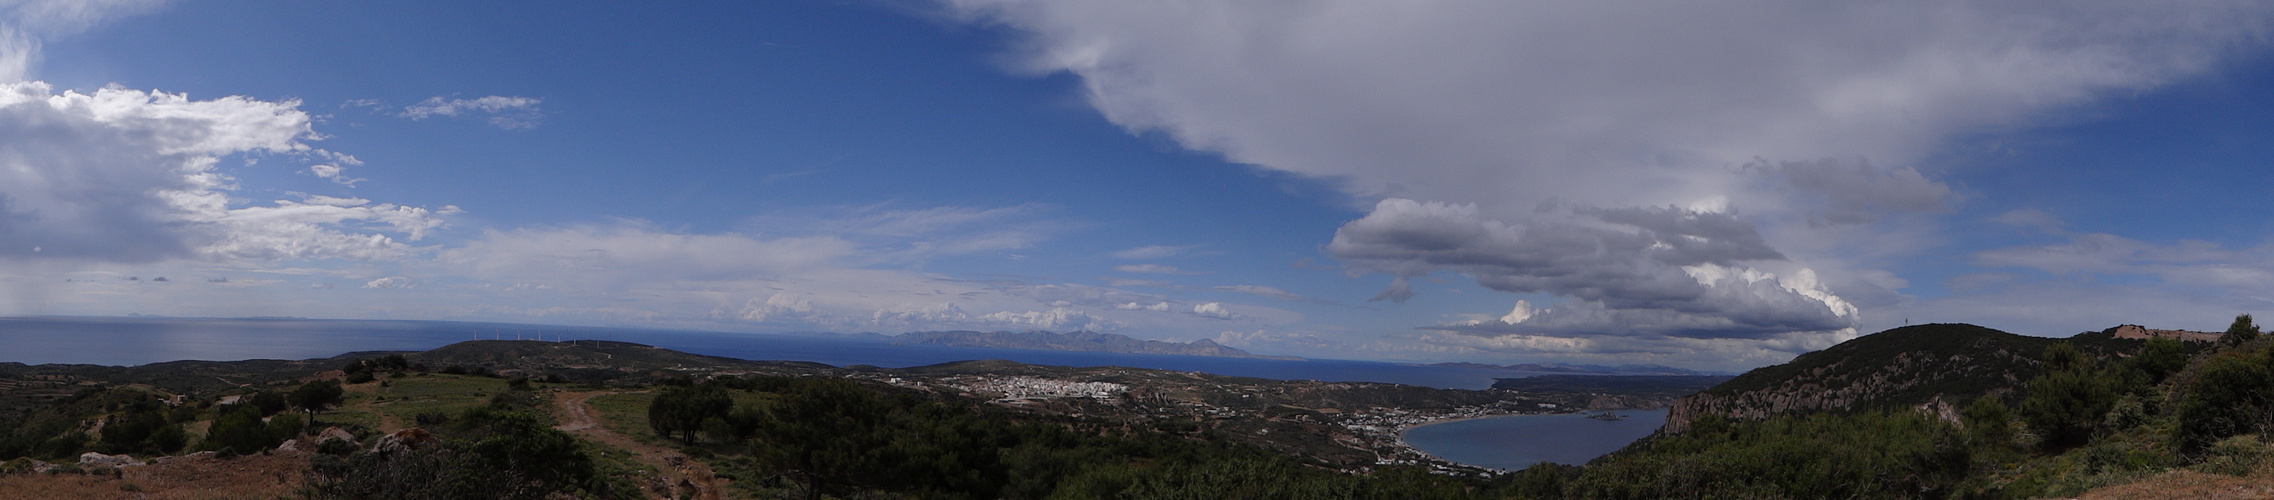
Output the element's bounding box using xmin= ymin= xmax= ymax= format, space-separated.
xmin=1401 ymin=409 xmax=1669 ymax=470
xmin=0 ymin=316 xmax=1549 ymax=390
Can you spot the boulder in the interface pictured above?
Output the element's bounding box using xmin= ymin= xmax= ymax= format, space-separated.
xmin=369 ymin=428 xmax=440 ymax=454
xmin=317 ymin=426 xmax=358 ymax=445
xmin=77 ymin=452 xmax=144 ymax=468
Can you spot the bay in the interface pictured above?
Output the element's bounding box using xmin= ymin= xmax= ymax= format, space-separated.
xmin=1402 ymin=409 xmax=1668 ymax=470
xmin=0 ymin=316 xmax=1547 ymax=389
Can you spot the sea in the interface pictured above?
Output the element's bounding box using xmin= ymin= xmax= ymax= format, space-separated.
xmin=1400 ymin=409 xmax=1669 ymax=470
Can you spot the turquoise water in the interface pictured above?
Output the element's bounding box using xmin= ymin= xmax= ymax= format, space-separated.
xmin=1402 ymin=409 xmax=1668 ymax=470
xmin=0 ymin=316 xmax=1550 ymax=389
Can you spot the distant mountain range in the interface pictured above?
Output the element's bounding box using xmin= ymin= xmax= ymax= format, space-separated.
xmin=1428 ymin=361 xmax=1717 ymax=376
xmin=882 ymin=330 xmax=1298 ymax=359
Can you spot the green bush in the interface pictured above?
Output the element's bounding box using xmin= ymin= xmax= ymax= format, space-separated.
xmin=2173 ymin=347 xmax=2274 ymax=454
xmin=1565 ymin=412 xmax=1970 ymax=499
xmin=308 ymin=410 xmax=601 ymax=500
xmin=2220 ymin=314 xmax=2260 ymax=348
xmin=647 ymin=384 xmax=731 ymax=444
xmin=2020 ymin=343 xmax=2121 ymax=451
xmin=203 ymin=405 xmax=279 ymax=453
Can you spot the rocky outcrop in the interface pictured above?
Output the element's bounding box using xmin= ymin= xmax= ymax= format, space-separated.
xmin=369 ymin=428 xmax=440 ymax=454
xmin=77 ymin=452 xmax=144 ymax=468
xmin=2108 ymin=324 xmax=2219 ymax=343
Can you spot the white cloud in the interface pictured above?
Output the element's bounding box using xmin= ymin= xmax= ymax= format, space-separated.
xmin=1110 ymin=244 xmax=1199 ymax=259
xmin=308 ymin=163 xmax=363 ymax=187
xmin=0 ymin=82 xmax=449 ymax=263
xmin=1210 ymin=284 xmax=1329 ymax=304
xmin=735 ymin=292 xmax=822 ymax=324
xmin=363 ymin=276 xmax=416 ymax=289
xmin=1746 ymin=158 xmax=1956 ymax=225
xmin=869 ymin=302 xmax=1123 ymax=331
xmin=1974 ymin=226 xmax=2274 ymax=294
xmin=400 ymin=95 xmax=543 ymax=129
xmin=1330 ymin=198 xmax=1853 ymax=338
xmin=0 ymin=0 xmax=172 ymax=80
xmin=1191 ymin=302 xmax=1237 ymax=320
xmin=1115 ymin=301 xmax=1171 ymax=312
xmin=1112 ymin=263 xmax=1205 ymax=275
xmin=745 ymin=203 xmax=1061 ymax=263
xmin=946 ymin=1 xmax=2269 ymax=212
xmin=441 ymin=222 xmax=857 ymax=290
xmin=943 ymin=0 xmax=2274 ymax=358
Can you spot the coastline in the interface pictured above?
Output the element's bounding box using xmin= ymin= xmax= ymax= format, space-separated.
xmin=1389 ymin=412 xmax=1540 ymax=473
xmin=1395 ymin=408 xmax=1668 ymax=471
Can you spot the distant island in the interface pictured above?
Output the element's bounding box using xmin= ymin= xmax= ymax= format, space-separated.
xmin=888 ymin=330 xmax=1299 ymax=359
xmin=1429 ymin=361 xmax=1716 ymax=376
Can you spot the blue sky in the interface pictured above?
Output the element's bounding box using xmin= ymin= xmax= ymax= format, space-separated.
xmin=4 ymin=1 xmax=2273 ymax=371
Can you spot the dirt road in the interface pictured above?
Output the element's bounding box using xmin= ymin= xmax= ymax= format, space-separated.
xmin=555 ymin=391 xmax=726 ymax=500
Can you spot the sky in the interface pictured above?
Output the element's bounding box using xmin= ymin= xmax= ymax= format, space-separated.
xmin=3 ymin=0 xmax=2274 ymax=371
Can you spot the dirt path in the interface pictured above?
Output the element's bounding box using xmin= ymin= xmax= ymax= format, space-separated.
xmin=555 ymin=391 xmax=726 ymax=500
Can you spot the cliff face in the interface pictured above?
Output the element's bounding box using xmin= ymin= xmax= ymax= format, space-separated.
xmin=1663 ymin=323 xmax=2142 ymax=433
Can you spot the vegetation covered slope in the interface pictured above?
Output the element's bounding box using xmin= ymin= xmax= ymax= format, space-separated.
xmin=1666 ymin=323 xmax=2145 ymax=431
xmin=1526 ymin=317 xmax=2266 ymax=499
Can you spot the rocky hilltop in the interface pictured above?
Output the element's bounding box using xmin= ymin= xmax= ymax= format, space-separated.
xmin=1663 ymin=323 xmax=2153 ymax=433
xmin=893 ymin=330 xmax=1294 ymax=359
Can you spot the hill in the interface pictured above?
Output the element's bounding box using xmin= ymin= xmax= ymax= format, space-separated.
xmin=1664 ymin=323 xmax=2148 ymax=432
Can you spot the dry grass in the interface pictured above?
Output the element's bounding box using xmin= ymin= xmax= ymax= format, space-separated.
xmin=0 ymin=452 xmax=307 ymax=500
xmin=2073 ymin=469 xmax=2274 ymax=500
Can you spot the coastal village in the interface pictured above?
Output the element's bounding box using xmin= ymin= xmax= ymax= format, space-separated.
xmin=842 ymin=366 xmax=1679 ymax=473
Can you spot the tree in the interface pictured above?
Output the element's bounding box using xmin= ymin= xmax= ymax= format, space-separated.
xmin=291 ymin=380 xmax=345 ymax=416
xmin=751 ymin=378 xmax=896 ymax=500
xmin=2132 ymin=336 xmax=2189 ymax=384
xmin=2019 ymin=343 xmax=2119 ymax=450
xmin=647 ymin=384 xmax=731 ymax=444
xmin=2222 ymin=314 xmax=2260 ymax=348
xmin=1962 ymin=397 xmax=2015 ymax=451
xmin=204 ymin=405 xmax=278 ymax=454
xmin=249 ymin=390 xmax=288 ymax=416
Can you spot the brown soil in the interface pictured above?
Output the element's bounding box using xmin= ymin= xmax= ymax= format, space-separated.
xmin=555 ymin=391 xmax=726 ymax=500
xmin=0 ymin=452 xmax=307 ymax=500
xmin=2073 ymin=470 xmax=2274 ymax=500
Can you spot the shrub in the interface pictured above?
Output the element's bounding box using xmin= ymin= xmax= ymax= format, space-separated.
xmin=291 ymin=380 xmax=345 ymax=414
xmin=204 ymin=405 xmax=279 ymax=453
xmin=2174 ymin=347 xmax=2274 ymax=454
xmin=647 ymin=384 xmax=731 ymax=444
xmin=2221 ymin=314 xmax=2261 ymax=348
xmin=308 ymin=411 xmax=598 ymax=500
xmin=1962 ymin=397 xmax=2016 ymax=451
xmin=2020 ymin=343 xmax=2120 ymax=451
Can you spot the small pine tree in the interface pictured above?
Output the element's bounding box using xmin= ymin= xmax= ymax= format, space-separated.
xmin=2222 ymin=314 xmax=2260 ymax=348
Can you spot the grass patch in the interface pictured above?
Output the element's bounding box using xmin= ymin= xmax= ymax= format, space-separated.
xmin=587 ymin=392 xmax=662 ymax=446
xmin=363 ymin=374 xmax=511 ymax=425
